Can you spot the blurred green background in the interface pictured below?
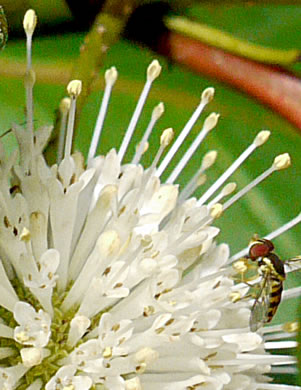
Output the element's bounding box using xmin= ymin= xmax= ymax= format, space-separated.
xmin=0 ymin=2 xmax=300 ymax=381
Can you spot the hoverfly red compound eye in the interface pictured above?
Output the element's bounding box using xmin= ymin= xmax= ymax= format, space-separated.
xmin=249 ymin=239 xmax=274 ymax=260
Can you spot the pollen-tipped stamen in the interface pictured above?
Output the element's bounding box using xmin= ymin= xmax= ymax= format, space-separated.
xmin=23 ymin=9 xmax=37 ymax=139
xmin=150 ymin=128 xmax=174 ymax=172
xmin=88 ymin=67 xmax=118 ymax=161
xmin=135 ymin=141 xmax=149 ymax=160
xmin=64 ymin=80 xmax=82 ymax=158
xmin=178 ymin=150 xmax=217 ymax=202
xmin=166 ymin=112 xmax=219 ymax=184
xmin=118 ymin=60 xmax=161 ymax=163
xmin=223 ymin=153 xmax=291 ymax=212
xmin=263 ymin=322 xmax=298 ymax=337
xmin=132 ymin=102 xmax=164 ymax=164
xmin=23 ymin=9 xmax=37 ymax=71
xmin=156 ymin=87 xmax=215 ymax=178
xmin=207 ymin=182 xmax=236 ymax=209
xmin=198 ymin=130 xmax=271 ymax=206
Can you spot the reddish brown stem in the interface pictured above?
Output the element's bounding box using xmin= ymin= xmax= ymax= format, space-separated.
xmin=158 ymin=32 xmax=301 ymax=130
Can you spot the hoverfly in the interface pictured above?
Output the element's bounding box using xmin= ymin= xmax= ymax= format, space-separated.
xmin=244 ymin=237 xmax=301 ymax=332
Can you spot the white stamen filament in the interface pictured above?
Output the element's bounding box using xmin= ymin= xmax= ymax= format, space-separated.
xmin=23 ymin=10 xmax=37 ymax=139
xmin=132 ymin=102 xmax=164 ymax=164
xmin=88 ymin=67 xmax=117 ymax=161
xmin=214 ymin=354 xmax=296 ymax=365
xmin=282 ymin=286 xmax=301 ymax=300
xmin=271 ymin=367 xmax=297 ymax=374
xmin=266 ymin=212 xmax=301 ymax=242
xmin=264 ymin=331 xmax=297 ymax=341
xmin=156 ymin=87 xmax=214 ymax=177
xmin=179 ymin=173 xmax=206 ymax=203
xmin=224 ymin=153 xmax=291 ymax=211
xmin=256 ymin=384 xmax=301 ymax=390
xmin=118 ymin=60 xmax=161 ymax=162
xmin=64 ymin=98 xmax=76 ymax=158
xmin=166 ymin=112 xmax=219 ymax=184
xmin=223 ymin=165 xmax=275 ymax=211
xmin=150 ymin=128 xmax=174 ymax=172
xmin=198 ymin=130 xmax=270 ymax=206
xmin=57 ymin=97 xmax=71 ymax=164
xmin=25 ymin=70 xmax=35 ymax=137
xmin=26 ymin=36 xmax=32 ymax=71
xmin=264 ymin=341 xmax=297 ymax=349
xmin=64 ymin=80 xmax=82 ymax=158
xmin=151 ymin=145 xmax=167 ymax=170
xmin=263 ymin=321 xmax=298 ymax=335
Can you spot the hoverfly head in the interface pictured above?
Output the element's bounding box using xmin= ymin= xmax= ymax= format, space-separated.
xmin=248 ymin=238 xmax=274 ymax=261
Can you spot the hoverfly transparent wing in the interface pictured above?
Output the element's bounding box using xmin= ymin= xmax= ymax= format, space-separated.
xmin=285 ymin=256 xmax=301 ymax=272
xmin=249 ymin=272 xmax=271 ymax=332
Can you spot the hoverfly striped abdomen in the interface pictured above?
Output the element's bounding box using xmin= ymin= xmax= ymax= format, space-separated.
xmin=264 ymin=252 xmax=286 ymax=323
xmin=267 ymin=276 xmax=283 ymax=323
xmin=253 ymin=252 xmax=286 ymax=327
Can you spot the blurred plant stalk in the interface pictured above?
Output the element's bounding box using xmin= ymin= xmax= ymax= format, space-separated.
xmin=157 ymin=32 xmax=301 ymax=130
xmin=165 ymin=16 xmax=300 ymax=66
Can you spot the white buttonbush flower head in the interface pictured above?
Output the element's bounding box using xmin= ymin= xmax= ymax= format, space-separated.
xmin=0 ymin=9 xmax=299 ymax=390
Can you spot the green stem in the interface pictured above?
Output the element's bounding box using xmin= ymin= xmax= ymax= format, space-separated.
xmin=71 ymin=0 xmax=138 ymax=120
xmin=0 ymin=6 xmax=8 ymax=49
xmin=45 ymin=0 xmax=138 ymax=164
xmin=165 ymin=15 xmax=300 ymax=66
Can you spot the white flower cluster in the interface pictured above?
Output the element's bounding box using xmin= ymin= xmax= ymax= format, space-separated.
xmin=0 ymin=9 xmax=299 ymax=390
